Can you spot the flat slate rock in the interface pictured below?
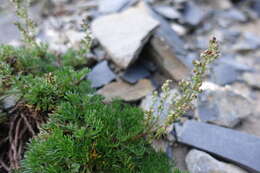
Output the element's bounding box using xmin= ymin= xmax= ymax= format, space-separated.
xmin=87 ymin=61 xmax=116 ymax=88
xmin=91 ymin=5 xmax=159 ymax=68
xmin=176 ymin=120 xmax=260 ymax=173
xmin=154 ymin=5 xmax=181 ymax=20
xmin=183 ymin=1 xmax=206 ymax=26
xmin=98 ymin=0 xmax=133 ymax=13
xmin=97 ymin=79 xmax=154 ymax=102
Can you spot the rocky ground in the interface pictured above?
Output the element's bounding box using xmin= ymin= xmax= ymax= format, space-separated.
xmin=1 ymin=0 xmax=260 ymax=172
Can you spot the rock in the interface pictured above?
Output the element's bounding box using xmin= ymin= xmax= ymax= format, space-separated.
xmin=233 ymin=32 xmax=260 ymax=52
xmin=1 ymin=95 xmax=20 ymax=110
xmin=154 ymin=5 xmax=181 ymax=20
xmin=176 ymin=120 xmax=260 ymax=173
xmin=186 ymin=149 xmax=248 ymax=173
xmin=122 ymin=62 xmax=151 ymax=84
xmin=91 ymin=5 xmax=159 ymax=68
xmin=87 ymin=61 xmax=116 ymax=88
xmin=182 ymin=1 xmax=206 ymax=26
xmin=210 ymin=63 xmax=239 ymax=85
xmin=216 ymin=9 xmax=247 ymax=27
xmin=219 ymin=55 xmax=252 ymax=72
xmin=0 ymin=13 xmax=20 ymax=45
xmin=236 ymin=115 xmax=260 ymax=138
xmin=251 ymin=0 xmax=260 ymax=17
xmin=227 ymin=9 xmax=247 ymax=22
xmin=196 ymin=82 xmax=253 ymax=128
xmin=171 ymin=23 xmax=187 ymax=36
xmin=242 ymin=72 xmax=260 ymax=89
xmin=230 ymin=82 xmax=252 ymax=99
xmin=172 ymin=144 xmax=189 ymax=171
xmin=97 ymin=79 xmax=154 ymax=102
xmin=98 ymin=0 xmax=134 ymax=13
xmin=202 ymin=0 xmax=232 ymax=9
xmin=140 ymin=2 xmax=190 ymax=81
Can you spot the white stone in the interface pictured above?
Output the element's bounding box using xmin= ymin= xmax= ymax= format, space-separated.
xmin=91 ymin=6 xmax=159 ymax=68
xmin=186 ymin=149 xmax=248 ymax=173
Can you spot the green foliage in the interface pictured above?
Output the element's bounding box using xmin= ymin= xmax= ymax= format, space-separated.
xmin=0 ymin=44 xmax=176 ymax=172
xmin=21 ymin=96 xmax=173 ymax=173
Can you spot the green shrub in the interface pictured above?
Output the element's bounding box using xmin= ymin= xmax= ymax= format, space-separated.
xmin=0 ymin=44 xmax=178 ymax=173
xmin=21 ymin=96 xmax=173 ymax=173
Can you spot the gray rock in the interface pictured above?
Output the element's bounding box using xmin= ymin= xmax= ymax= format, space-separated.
xmin=233 ymin=32 xmax=260 ymax=52
xmin=183 ymin=1 xmax=206 ymax=26
xmin=217 ymin=9 xmax=247 ymax=27
xmin=122 ymin=63 xmax=151 ymax=84
xmin=171 ymin=23 xmax=187 ymax=36
xmin=140 ymin=2 xmax=190 ymax=81
xmin=98 ymin=0 xmax=133 ymax=13
xmin=201 ymin=0 xmax=232 ymax=9
xmin=97 ymin=79 xmax=154 ymax=102
xmin=172 ymin=144 xmax=189 ymax=171
xmin=1 ymin=95 xmax=20 ymax=110
xmin=154 ymin=5 xmax=181 ymax=20
xmin=87 ymin=61 xmax=116 ymax=88
xmin=219 ymin=55 xmax=252 ymax=72
xmin=211 ymin=63 xmax=239 ymax=85
xmin=251 ymin=0 xmax=260 ymax=17
xmin=176 ymin=120 xmax=260 ymax=173
xmin=0 ymin=13 xmax=20 ymax=45
xmin=91 ymin=5 xmax=159 ymax=68
xmin=242 ymin=72 xmax=260 ymax=89
xmin=186 ymin=149 xmax=248 ymax=173
xmin=196 ymin=83 xmax=253 ymax=128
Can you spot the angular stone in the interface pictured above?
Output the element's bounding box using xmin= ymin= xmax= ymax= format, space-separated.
xmin=186 ymin=149 xmax=248 ymax=173
xmin=176 ymin=120 xmax=260 ymax=173
xmin=251 ymin=0 xmax=260 ymax=17
xmin=1 ymin=95 xmax=20 ymax=110
xmin=196 ymin=82 xmax=253 ymax=128
xmin=0 ymin=14 xmax=20 ymax=45
xmin=154 ymin=5 xmax=181 ymax=20
xmin=203 ymin=0 xmax=232 ymax=9
xmin=233 ymin=33 xmax=260 ymax=52
xmin=171 ymin=23 xmax=187 ymax=36
xmin=183 ymin=1 xmax=206 ymax=26
xmin=242 ymin=72 xmax=260 ymax=89
xmin=98 ymin=0 xmax=133 ymax=13
xmin=211 ymin=63 xmax=239 ymax=85
xmin=140 ymin=2 xmax=190 ymax=81
xmin=97 ymin=79 xmax=154 ymax=102
xmin=91 ymin=5 xmax=159 ymax=68
xmin=122 ymin=63 xmax=151 ymax=84
xmin=87 ymin=61 xmax=116 ymax=88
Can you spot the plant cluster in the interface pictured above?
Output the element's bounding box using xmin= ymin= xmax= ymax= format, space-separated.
xmin=150 ymin=38 xmax=220 ymax=137
xmin=0 ymin=0 xmax=219 ymax=172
